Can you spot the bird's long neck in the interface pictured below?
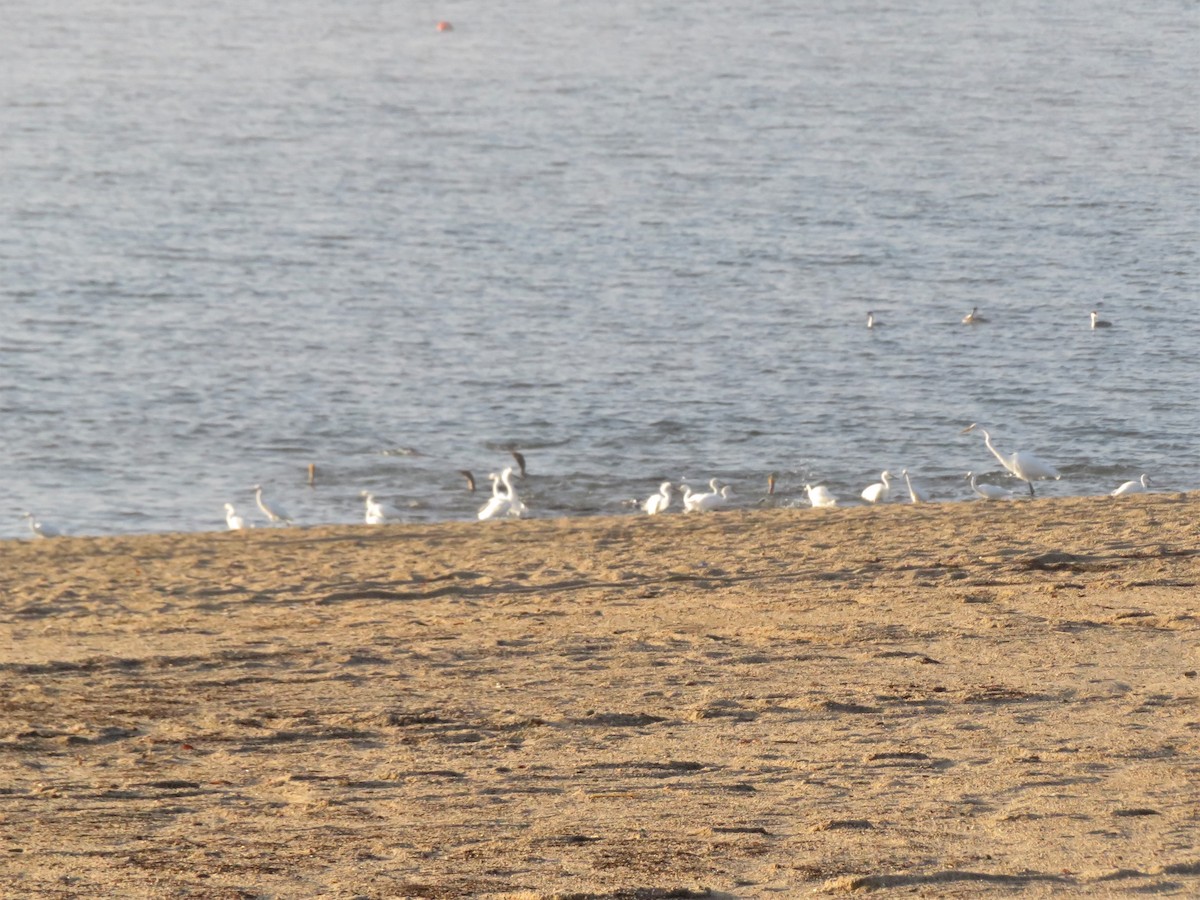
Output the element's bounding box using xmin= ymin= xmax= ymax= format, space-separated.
xmin=980 ymin=430 xmax=1008 ymax=468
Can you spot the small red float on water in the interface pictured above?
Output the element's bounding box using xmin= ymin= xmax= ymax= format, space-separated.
xmin=436 ymin=20 xmax=453 ymax=31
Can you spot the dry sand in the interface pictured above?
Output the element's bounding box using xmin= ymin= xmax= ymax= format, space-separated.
xmin=1 ymin=492 xmax=1198 ymax=898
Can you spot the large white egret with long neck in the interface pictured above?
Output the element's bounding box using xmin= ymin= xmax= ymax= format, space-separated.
xmin=861 ymin=471 xmax=893 ymax=504
xmin=254 ymin=485 xmax=294 ymax=524
xmin=643 ymin=482 xmax=672 ymax=515
xmin=1111 ymin=474 xmax=1150 ymax=496
xmin=961 ymin=424 xmax=1060 ymax=496
xmin=805 ymin=484 xmax=838 ymax=508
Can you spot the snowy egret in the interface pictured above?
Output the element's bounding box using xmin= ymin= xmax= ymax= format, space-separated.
xmin=689 ymin=485 xmax=733 ymax=512
xmin=500 ymin=467 xmax=527 ymax=516
xmin=900 ymin=469 xmax=926 ymax=503
xmin=961 ymin=424 xmax=1060 ymax=496
xmin=1111 ymin=474 xmax=1151 ymax=496
xmin=21 ymin=512 xmax=60 ymax=538
xmin=1090 ymin=310 xmax=1113 ymax=329
xmin=805 ymin=484 xmax=838 ymax=508
xmin=361 ymin=491 xmax=387 ymax=525
xmin=962 ymin=306 xmax=987 ymax=324
xmin=643 ymin=482 xmax=673 ymax=515
xmin=683 ymin=478 xmax=722 ymax=512
xmin=861 ymin=471 xmax=893 ymax=504
xmin=478 ymin=467 xmax=525 ymax=520
xmin=254 ymin=485 xmax=294 ymax=525
xmin=966 ymin=472 xmax=1014 ymax=500
xmin=224 ymin=503 xmax=246 ymax=530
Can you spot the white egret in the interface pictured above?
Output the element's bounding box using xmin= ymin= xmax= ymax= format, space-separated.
xmin=254 ymin=484 xmax=294 ymax=525
xmin=966 ymin=471 xmax=1014 ymax=501
xmin=500 ymin=467 xmax=527 ymax=517
xmin=477 ymin=473 xmax=508 ymax=520
xmin=805 ymin=484 xmax=838 ymax=508
xmin=224 ymin=503 xmax=246 ymax=530
xmin=21 ymin=512 xmax=60 ymax=538
xmin=962 ymin=306 xmax=987 ymax=324
xmin=900 ymin=469 xmax=926 ymax=503
xmin=1090 ymin=310 xmax=1113 ymax=329
xmin=361 ymin=491 xmax=387 ymax=525
xmin=683 ymin=478 xmax=722 ymax=513
xmin=478 ymin=467 xmax=525 ymax=520
xmin=643 ymin=482 xmax=673 ymax=516
xmin=861 ymin=471 xmax=893 ymax=504
xmin=867 ymin=311 xmax=877 ymax=329
xmin=961 ymin=424 xmax=1060 ymax=496
xmin=1111 ymin=474 xmax=1151 ymax=497
xmin=690 ymin=485 xmax=733 ymax=512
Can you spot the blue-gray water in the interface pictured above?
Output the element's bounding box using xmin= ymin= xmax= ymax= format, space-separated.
xmin=2 ymin=0 xmax=1197 ymax=538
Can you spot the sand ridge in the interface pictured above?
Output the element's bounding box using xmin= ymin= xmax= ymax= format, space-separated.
xmin=1 ymin=493 xmax=1198 ymax=897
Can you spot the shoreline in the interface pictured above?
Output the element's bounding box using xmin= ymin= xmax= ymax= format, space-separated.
xmin=2 ymin=493 xmax=1198 ymax=897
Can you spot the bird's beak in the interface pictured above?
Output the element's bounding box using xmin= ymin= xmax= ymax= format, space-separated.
xmin=960 ymin=423 xmax=977 ymax=434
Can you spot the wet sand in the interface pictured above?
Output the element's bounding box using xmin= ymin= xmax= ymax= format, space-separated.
xmin=2 ymin=493 xmax=1198 ymax=898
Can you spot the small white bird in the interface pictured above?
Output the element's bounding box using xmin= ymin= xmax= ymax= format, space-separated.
xmin=966 ymin=471 xmax=1014 ymax=501
xmin=961 ymin=424 xmax=1060 ymax=496
xmin=900 ymin=469 xmax=926 ymax=504
xmin=866 ymin=311 xmax=877 ymax=329
xmin=361 ymin=491 xmax=387 ymax=524
xmin=478 ymin=467 xmax=525 ymax=520
xmin=861 ymin=471 xmax=893 ymax=504
xmin=1111 ymin=474 xmax=1151 ymax=497
xmin=689 ymin=485 xmax=733 ymax=512
xmin=805 ymin=484 xmax=838 ymax=508
xmin=682 ymin=478 xmax=725 ymax=512
xmin=224 ymin=503 xmax=246 ymax=530
xmin=21 ymin=512 xmax=60 ymax=538
xmin=1090 ymin=310 xmax=1113 ymax=329
xmin=962 ymin=306 xmax=987 ymax=324
xmin=254 ymin=484 xmax=294 ymax=525
xmin=643 ymin=482 xmax=673 ymax=515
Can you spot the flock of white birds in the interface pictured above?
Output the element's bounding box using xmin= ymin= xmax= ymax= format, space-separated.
xmin=17 ymin=307 xmax=1150 ymax=538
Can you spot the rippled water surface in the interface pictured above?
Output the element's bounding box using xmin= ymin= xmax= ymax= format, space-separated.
xmin=2 ymin=0 xmax=1197 ymax=537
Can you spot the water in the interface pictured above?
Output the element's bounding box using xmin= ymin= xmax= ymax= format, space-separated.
xmin=2 ymin=0 xmax=1197 ymax=538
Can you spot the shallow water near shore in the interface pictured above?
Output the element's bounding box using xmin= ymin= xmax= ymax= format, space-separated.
xmin=2 ymin=0 xmax=1197 ymax=538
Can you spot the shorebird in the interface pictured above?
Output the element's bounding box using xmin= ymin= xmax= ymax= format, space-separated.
xmin=21 ymin=512 xmax=60 ymax=538
xmin=861 ymin=471 xmax=893 ymax=504
xmin=1090 ymin=310 xmax=1113 ymax=329
xmin=1111 ymin=474 xmax=1151 ymax=497
xmin=900 ymin=469 xmax=926 ymax=503
xmin=688 ymin=484 xmax=732 ymax=512
xmin=254 ymin=485 xmax=294 ymax=524
xmin=478 ymin=467 xmax=525 ymax=520
xmin=962 ymin=306 xmax=987 ymax=324
xmin=224 ymin=503 xmax=246 ymax=530
xmin=642 ymin=482 xmax=673 ymax=515
xmin=961 ymin=424 xmax=1060 ymax=496
xmin=361 ymin=491 xmax=387 ymax=524
xmin=966 ymin=472 xmax=1014 ymax=501
xmin=510 ymin=450 xmax=527 ymax=478
xmin=805 ymin=484 xmax=838 ymax=508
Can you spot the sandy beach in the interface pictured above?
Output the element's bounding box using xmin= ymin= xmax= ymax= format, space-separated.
xmin=2 ymin=493 xmax=1198 ymax=898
